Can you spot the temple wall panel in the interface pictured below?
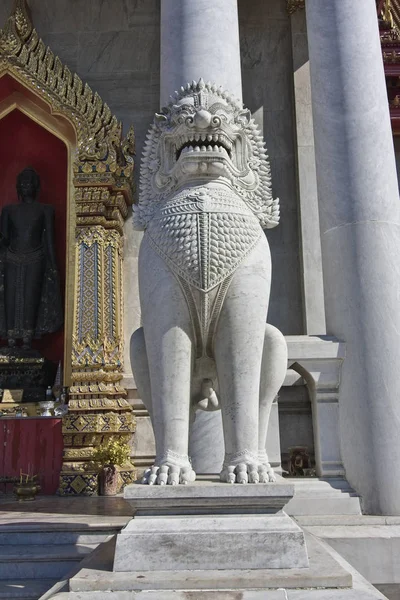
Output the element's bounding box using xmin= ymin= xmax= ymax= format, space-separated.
xmin=239 ymin=0 xmax=303 ymax=335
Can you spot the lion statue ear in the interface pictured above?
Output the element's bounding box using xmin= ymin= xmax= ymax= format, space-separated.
xmin=237 ymin=108 xmax=251 ymax=125
xmin=155 ymin=113 xmax=168 ymax=123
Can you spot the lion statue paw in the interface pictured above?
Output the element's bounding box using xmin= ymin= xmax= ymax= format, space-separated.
xmin=220 ymin=452 xmax=276 ymax=484
xmin=141 ymin=452 xmax=196 ymax=485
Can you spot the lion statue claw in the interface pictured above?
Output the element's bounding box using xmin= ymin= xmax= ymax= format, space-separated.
xmin=131 ymin=79 xmax=287 ymax=484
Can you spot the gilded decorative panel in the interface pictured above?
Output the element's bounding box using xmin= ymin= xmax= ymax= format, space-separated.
xmin=0 ymin=0 xmax=136 ymax=495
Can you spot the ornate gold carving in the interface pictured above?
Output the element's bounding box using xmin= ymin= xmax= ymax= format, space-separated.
xmin=287 ymin=0 xmax=305 ymax=15
xmin=72 ymin=225 xmax=124 ymax=374
xmin=63 ymin=447 xmax=96 ymax=460
xmin=63 ymin=433 xmax=101 ymax=447
xmin=68 ymin=398 xmax=131 ymax=411
xmin=62 ymin=412 xmax=134 ymax=434
xmin=380 ymin=0 xmax=395 ymax=29
xmin=384 ymin=49 xmax=400 ymax=63
xmin=58 ymin=465 xmax=136 ymax=496
xmin=379 ymin=0 xmax=400 ymax=41
xmin=0 ymin=1 xmax=136 ymax=495
xmin=58 ymin=472 xmax=98 ymax=495
xmin=0 ymin=4 xmax=135 ymax=187
xmin=71 ymin=370 xmax=123 ymax=384
xmin=0 ymin=1 xmax=32 ymax=55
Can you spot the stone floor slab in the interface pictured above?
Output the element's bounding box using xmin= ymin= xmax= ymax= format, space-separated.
xmin=70 ymin=533 xmax=351 ymax=592
xmin=0 ymin=579 xmax=56 ymax=600
xmin=51 ymin=593 xmax=288 ymax=600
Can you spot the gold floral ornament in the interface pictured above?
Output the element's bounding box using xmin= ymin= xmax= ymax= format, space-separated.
xmin=0 ymin=0 xmax=32 ymax=55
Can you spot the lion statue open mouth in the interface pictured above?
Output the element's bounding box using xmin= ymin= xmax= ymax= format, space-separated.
xmin=131 ymin=79 xmax=287 ymax=485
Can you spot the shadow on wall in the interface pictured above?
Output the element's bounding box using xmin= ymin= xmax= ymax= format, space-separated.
xmin=238 ymin=0 xmax=303 ymax=335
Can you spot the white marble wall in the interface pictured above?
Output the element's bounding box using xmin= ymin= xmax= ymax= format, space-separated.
xmin=290 ymin=9 xmax=325 ymax=335
xmin=239 ymin=0 xmax=303 ymax=335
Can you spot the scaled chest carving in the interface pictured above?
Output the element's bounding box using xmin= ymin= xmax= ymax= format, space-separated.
xmin=146 ymin=187 xmax=261 ymax=292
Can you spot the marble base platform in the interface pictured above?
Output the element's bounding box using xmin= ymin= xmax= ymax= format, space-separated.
xmin=113 ymin=481 xmax=309 ymax=572
xmin=67 ymin=532 xmax=353 ymax=593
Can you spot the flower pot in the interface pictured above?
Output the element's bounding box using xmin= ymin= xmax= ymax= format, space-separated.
xmin=99 ymin=465 xmax=118 ymax=496
xmin=14 ymin=482 xmax=41 ymax=501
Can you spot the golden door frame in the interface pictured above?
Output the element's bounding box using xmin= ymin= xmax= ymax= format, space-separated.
xmin=0 ymin=0 xmax=136 ymax=494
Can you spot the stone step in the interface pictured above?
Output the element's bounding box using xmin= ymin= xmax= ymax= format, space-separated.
xmin=44 ymin=591 xmax=390 ymax=600
xmin=0 ymin=528 xmax=119 ymax=546
xmin=285 ymin=477 xmax=358 ymax=495
xmin=283 ymin=477 xmax=362 ymax=516
xmin=0 ymin=579 xmax=57 ymax=600
xmin=296 ymin=515 xmax=400 ymax=526
xmin=0 ymin=545 xmax=97 ymax=580
xmin=296 ymin=518 xmax=400 ymax=586
xmin=54 ymin=532 xmax=387 ymax=600
xmin=49 ymin=594 xmax=138 ymax=600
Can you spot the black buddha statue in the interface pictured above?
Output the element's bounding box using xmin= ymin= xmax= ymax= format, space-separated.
xmin=0 ymin=168 xmax=63 ymax=348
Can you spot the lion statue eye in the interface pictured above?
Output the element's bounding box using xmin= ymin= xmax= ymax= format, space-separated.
xmin=211 ymin=115 xmax=222 ymax=127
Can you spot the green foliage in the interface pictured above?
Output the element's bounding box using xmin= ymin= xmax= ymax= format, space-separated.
xmin=92 ymin=438 xmax=131 ymax=468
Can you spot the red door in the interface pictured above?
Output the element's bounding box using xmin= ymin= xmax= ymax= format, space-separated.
xmin=2 ymin=418 xmax=63 ymax=494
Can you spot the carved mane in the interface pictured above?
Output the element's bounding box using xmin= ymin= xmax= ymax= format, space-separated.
xmin=135 ymin=79 xmax=280 ymax=231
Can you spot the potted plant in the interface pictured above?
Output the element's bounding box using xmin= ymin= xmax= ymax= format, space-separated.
xmin=92 ymin=438 xmax=131 ymax=496
xmin=14 ymin=470 xmax=41 ymax=501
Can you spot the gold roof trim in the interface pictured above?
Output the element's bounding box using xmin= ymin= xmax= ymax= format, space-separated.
xmin=0 ymin=0 xmax=134 ymax=186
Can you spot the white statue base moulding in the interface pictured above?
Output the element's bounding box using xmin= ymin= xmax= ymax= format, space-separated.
xmin=113 ymin=481 xmax=309 ymax=572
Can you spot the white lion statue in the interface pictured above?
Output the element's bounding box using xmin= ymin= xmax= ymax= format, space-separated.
xmin=131 ymin=79 xmax=287 ymax=485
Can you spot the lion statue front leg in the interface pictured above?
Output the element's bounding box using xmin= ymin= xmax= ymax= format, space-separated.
xmin=213 ymin=236 xmax=287 ymax=484
xmin=131 ymin=238 xmax=197 ymax=486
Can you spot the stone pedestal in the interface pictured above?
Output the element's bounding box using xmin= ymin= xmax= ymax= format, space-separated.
xmin=114 ymin=481 xmax=309 ymax=572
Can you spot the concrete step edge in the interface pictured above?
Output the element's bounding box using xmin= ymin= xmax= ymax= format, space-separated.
xmin=0 ymin=525 xmax=124 ymax=533
xmin=0 ymin=578 xmax=57 ymax=599
xmin=0 ymin=544 xmax=97 ymax=562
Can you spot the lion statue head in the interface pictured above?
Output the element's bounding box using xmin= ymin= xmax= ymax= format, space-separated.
xmin=134 ymin=78 xmax=280 ymax=230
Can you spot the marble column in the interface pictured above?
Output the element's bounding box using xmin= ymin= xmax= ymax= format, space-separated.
xmin=290 ymin=8 xmax=326 ymax=334
xmin=306 ymin=0 xmax=400 ymax=514
xmin=160 ymin=0 xmax=242 ymax=473
xmin=160 ymin=0 xmax=242 ymax=107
